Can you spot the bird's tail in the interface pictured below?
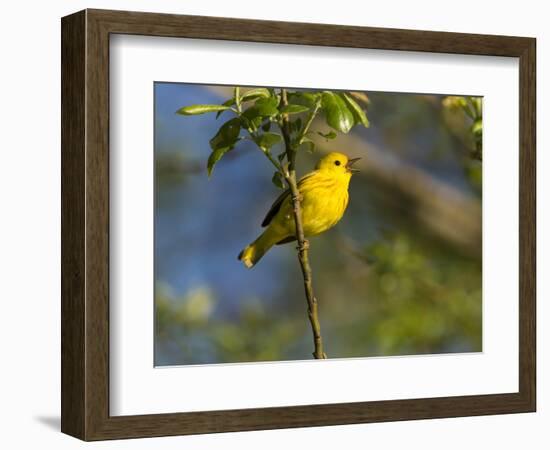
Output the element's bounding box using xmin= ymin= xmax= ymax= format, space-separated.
xmin=238 ymin=228 xmax=279 ymax=268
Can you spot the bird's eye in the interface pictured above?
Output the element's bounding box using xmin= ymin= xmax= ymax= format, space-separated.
xmin=334 ymin=160 xmax=341 ymax=166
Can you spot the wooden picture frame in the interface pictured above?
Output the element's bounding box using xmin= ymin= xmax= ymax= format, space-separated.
xmin=61 ymin=9 xmax=536 ymax=441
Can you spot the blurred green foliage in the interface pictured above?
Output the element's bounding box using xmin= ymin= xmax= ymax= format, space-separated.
xmin=156 ymin=284 xmax=303 ymax=364
xmin=354 ymin=233 xmax=481 ymax=355
xmin=156 ymin=231 xmax=481 ymax=364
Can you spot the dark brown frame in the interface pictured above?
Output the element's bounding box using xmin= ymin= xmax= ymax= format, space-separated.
xmin=61 ymin=8 xmax=536 ymax=441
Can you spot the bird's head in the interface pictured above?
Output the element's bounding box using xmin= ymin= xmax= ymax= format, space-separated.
xmin=315 ymin=152 xmax=361 ymax=177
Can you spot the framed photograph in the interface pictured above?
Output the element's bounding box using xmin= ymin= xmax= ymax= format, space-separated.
xmin=61 ymin=9 xmax=536 ymax=440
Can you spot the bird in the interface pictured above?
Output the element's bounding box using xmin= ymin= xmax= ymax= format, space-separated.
xmin=238 ymin=152 xmax=360 ymax=268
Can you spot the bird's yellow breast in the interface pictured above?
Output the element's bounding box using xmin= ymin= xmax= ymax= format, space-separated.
xmin=273 ymin=170 xmax=351 ymax=237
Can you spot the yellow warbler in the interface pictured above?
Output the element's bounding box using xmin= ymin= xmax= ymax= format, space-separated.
xmin=238 ymin=152 xmax=360 ymax=268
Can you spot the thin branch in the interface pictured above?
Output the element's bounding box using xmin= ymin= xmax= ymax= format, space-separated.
xmin=234 ymin=85 xmax=326 ymax=358
xmin=234 ymin=86 xmax=241 ymax=112
xmin=280 ymin=88 xmax=326 ymax=359
xmin=296 ymin=98 xmax=322 ymax=147
xmin=263 ymin=147 xmax=284 ymax=172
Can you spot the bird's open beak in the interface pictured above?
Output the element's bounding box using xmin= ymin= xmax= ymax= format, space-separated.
xmin=346 ymin=157 xmax=361 ymax=173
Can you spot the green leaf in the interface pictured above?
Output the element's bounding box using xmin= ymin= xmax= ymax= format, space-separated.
xmin=471 ymin=119 xmax=482 ymax=135
xmin=279 ymin=104 xmax=310 ymax=115
xmin=343 ymin=93 xmax=370 ymax=127
xmin=176 ymin=104 xmax=231 ymax=115
xmin=209 ymin=117 xmax=242 ymax=151
xmin=299 ymin=137 xmax=315 ymax=153
xmin=241 ymin=88 xmax=271 ymax=102
xmin=288 ymin=92 xmax=320 ymax=107
xmin=321 ymin=91 xmax=354 ymax=133
xmin=470 ymin=97 xmax=483 ymax=117
xmin=460 ymin=98 xmax=477 ymax=120
xmin=254 ymin=132 xmax=282 ymax=150
xmin=292 ymin=117 xmax=302 ymax=134
xmin=241 ymin=113 xmax=262 ymax=131
xmin=465 ymin=97 xmax=483 ymax=120
xmin=241 ymin=110 xmax=258 ymax=128
xmin=207 ymin=117 xmax=242 ymax=176
xmin=241 ymin=97 xmax=279 ymax=130
xmin=271 ymin=171 xmax=285 ymax=189
xmin=317 ymin=130 xmax=337 ymax=140
xmin=207 ymin=146 xmax=233 ymax=177
xmin=254 ymin=96 xmax=280 ymax=116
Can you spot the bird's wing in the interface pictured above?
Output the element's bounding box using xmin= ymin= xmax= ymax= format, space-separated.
xmin=260 ymin=171 xmax=317 ymax=227
xmin=261 ymin=189 xmax=290 ymax=227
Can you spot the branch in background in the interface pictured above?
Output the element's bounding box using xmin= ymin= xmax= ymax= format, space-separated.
xmin=313 ymin=126 xmax=482 ymax=256
xmin=279 ymin=88 xmax=326 ymax=359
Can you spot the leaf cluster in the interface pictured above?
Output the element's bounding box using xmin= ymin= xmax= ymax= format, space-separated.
xmin=176 ymin=87 xmax=370 ymax=181
xmin=442 ymin=95 xmax=483 ymax=160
